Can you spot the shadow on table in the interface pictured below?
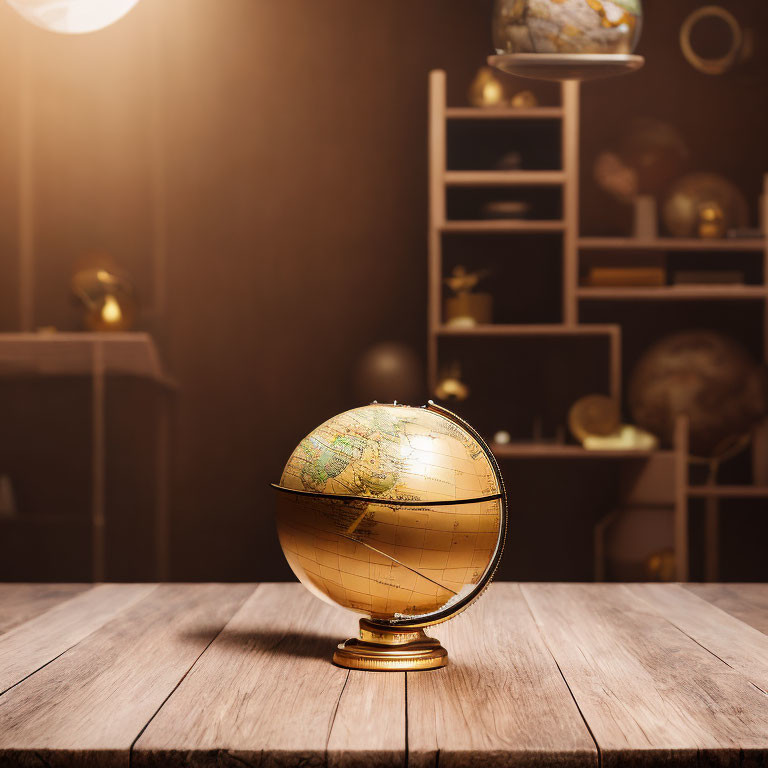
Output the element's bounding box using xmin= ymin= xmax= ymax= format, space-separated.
xmin=180 ymin=628 xmax=339 ymax=661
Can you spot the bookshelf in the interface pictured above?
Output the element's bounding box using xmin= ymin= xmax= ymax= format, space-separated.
xmin=427 ymin=69 xmax=768 ymax=582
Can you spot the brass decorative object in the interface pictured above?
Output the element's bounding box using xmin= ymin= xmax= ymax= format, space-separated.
xmin=510 ymin=89 xmax=538 ymax=108
xmin=489 ymin=0 xmax=644 ymax=81
xmin=468 ymin=67 xmax=507 ymax=108
xmin=680 ymin=6 xmax=744 ymax=76
xmin=71 ymin=259 xmax=137 ymax=332
xmin=444 ymin=266 xmax=492 ymax=327
xmin=272 ymin=402 xmax=507 ymax=671
xmin=662 ymin=174 xmax=748 ymax=239
xmin=568 ymin=394 xmax=620 ymax=444
xmin=569 ymin=394 xmax=658 ymax=450
xmin=435 ymin=362 xmax=470 ymax=402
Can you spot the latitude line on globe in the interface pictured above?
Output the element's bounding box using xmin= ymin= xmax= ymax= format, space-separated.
xmin=334 ymin=530 xmax=459 ymax=596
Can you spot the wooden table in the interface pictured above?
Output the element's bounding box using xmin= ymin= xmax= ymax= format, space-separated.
xmin=1 ymin=583 xmax=768 ymax=767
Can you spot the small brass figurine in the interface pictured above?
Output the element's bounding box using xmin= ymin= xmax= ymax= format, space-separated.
xmin=444 ymin=266 xmax=492 ymax=327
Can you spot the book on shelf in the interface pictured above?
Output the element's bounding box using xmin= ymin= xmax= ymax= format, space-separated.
xmin=584 ymin=267 xmax=666 ymax=287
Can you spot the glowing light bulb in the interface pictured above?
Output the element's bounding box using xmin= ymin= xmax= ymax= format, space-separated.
xmin=7 ymin=0 xmax=141 ymax=34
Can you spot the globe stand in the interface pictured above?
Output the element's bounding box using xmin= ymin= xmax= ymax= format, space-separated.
xmin=332 ymin=619 xmax=448 ymax=671
xmin=488 ymin=53 xmax=645 ymax=82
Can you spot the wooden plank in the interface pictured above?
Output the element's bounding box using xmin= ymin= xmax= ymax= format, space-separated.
xmin=686 ymin=584 xmax=768 ymax=637
xmin=0 ymin=582 xmax=155 ymax=694
xmin=327 ymin=671 xmax=405 ymax=768
xmin=577 ymin=285 xmax=767 ymax=300
xmin=687 ymin=485 xmax=768 ymax=498
xmin=440 ymin=220 xmax=565 ymax=234
xmin=0 ymin=583 xmax=254 ymax=768
xmin=522 ymin=583 xmax=768 ymax=767
xmin=436 ymin=324 xmax=618 ymax=337
xmin=444 ymin=170 xmax=566 ymax=187
xmin=445 ymin=107 xmax=563 ymax=120
xmin=562 ymin=79 xmax=580 ymax=327
xmin=407 ymin=583 xmax=597 ymax=768
xmin=630 ymin=584 xmax=768 ymax=694
xmin=133 ymin=583 xmax=398 ymax=768
xmin=578 ymin=237 xmax=766 ymax=252
xmin=0 ymin=584 xmax=90 ymax=635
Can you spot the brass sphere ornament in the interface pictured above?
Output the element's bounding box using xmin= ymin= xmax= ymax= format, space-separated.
xmin=272 ymin=402 xmax=507 ymax=671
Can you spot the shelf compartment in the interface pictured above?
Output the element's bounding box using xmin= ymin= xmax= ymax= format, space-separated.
xmin=445 ymin=107 xmax=564 ymax=120
xmin=577 ymin=286 xmax=767 ymax=301
xmin=579 ymin=237 xmax=766 ymax=252
xmin=444 ymin=171 xmax=565 ymax=187
xmin=441 ymin=220 xmax=565 ymax=234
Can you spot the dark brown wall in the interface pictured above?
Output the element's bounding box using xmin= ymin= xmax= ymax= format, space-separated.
xmin=0 ymin=0 xmax=766 ymax=582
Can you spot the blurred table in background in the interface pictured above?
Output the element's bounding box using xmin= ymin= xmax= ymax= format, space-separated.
xmin=1 ymin=582 xmax=767 ymax=767
xmin=0 ymin=333 xmax=174 ymax=581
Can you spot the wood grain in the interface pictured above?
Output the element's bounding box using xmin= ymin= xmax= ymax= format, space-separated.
xmin=522 ymin=583 xmax=768 ymax=767
xmin=0 ymin=583 xmax=254 ymax=768
xmin=0 ymin=583 xmax=89 ymax=635
xmin=407 ymin=583 xmax=597 ymax=768
xmin=133 ymin=583 xmax=382 ymax=768
xmin=0 ymin=582 xmax=155 ymax=694
xmin=327 ymin=671 xmax=405 ymax=768
xmin=631 ymin=584 xmax=768 ymax=694
xmin=687 ymin=583 xmax=768 ymax=635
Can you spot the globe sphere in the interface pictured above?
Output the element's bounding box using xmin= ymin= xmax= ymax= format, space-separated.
xmin=663 ymin=173 xmax=748 ymax=239
xmin=493 ymin=0 xmax=642 ymax=55
xmin=629 ymin=331 xmax=768 ymax=458
xmin=274 ymin=403 xmax=506 ymax=625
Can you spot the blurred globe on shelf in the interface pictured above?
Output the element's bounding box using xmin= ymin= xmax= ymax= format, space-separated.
xmin=663 ymin=173 xmax=748 ymax=239
xmin=492 ymin=0 xmax=642 ymax=55
xmin=629 ymin=331 xmax=768 ymax=458
xmin=594 ymin=118 xmax=689 ymax=203
xmin=353 ymin=342 xmax=423 ymax=405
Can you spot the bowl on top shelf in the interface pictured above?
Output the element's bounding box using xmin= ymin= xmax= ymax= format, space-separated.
xmin=489 ymin=0 xmax=644 ymax=81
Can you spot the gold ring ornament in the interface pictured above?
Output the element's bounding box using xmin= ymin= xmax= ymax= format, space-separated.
xmin=680 ymin=6 xmax=743 ymax=76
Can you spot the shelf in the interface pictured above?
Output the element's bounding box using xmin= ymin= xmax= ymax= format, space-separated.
xmin=0 ymin=332 xmax=167 ymax=380
xmin=444 ymin=171 xmax=565 ymax=187
xmin=441 ymin=220 xmax=565 ymax=234
xmin=687 ymin=486 xmax=768 ymax=499
xmin=492 ymin=443 xmax=671 ymax=459
xmin=577 ymin=285 xmax=767 ymax=301
xmin=437 ymin=324 xmax=618 ymax=337
xmin=445 ymin=106 xmax=564 ymax=120
xmin=579 ymin=237 xmax=766 ymax=252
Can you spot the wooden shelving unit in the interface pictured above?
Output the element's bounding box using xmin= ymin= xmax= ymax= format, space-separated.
xmin=427 ymin=69 xmax=768 ymax=582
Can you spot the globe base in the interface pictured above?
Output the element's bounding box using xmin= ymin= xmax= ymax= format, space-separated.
xmin=332 ymin=619 xmax=448 ymax=671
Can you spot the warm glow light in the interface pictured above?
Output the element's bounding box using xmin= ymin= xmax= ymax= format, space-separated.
xmin=7 ymin=0 xmax=140 ymax=34
xmin=100 ymin=294 xmax=123 ymax=325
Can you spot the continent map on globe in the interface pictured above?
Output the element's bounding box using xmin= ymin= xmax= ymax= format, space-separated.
xmin=275 ymin=404 xmax=504 ymax=622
